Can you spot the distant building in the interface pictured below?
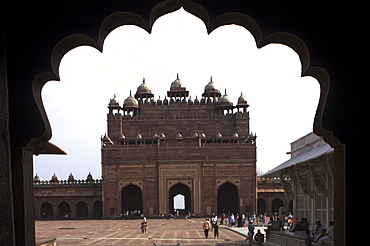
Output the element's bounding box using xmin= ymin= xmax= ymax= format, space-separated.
xmin=101 ymin=75 xmax=257 ymax=218
xmin=262 ymin=132 xmax=334 ymax=225
xmin=33 ymin=173 xmax=102 ymax=219
xmin=34 ymin=75 xmax=289 ymax=220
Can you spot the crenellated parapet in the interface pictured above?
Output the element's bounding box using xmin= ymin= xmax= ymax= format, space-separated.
xmin=33 ymin=173 xmax=102 ymax=187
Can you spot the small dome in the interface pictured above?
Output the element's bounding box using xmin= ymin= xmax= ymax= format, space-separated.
xmin=219 ymin=90 xmax=233 ymax=106
xmin=136 ymin=78 xmax=152 ymax=93
xmin=176 ymin=132 xmax=183 ymax=138
xmin=153 ymin=133 xmax=160 ymax=138
xmin=170 ymin=74 xmax=184 ymax=89
xmin=119 ymin=134 xmax=125 ymax=139
xmin=188 ymin=96 xmax=193 ymax=104
xmin=204 ymin=77 xmax=220 ymax=93
xmin=200 ymin=133 xmax=206 ymax=138
xmin=50 ymin=173 xmax=58 ymax=182
xmin=102 ymin=134 xmax=113 ymax=145
xmin=136 ymin=133 xmax=142 ymax=139
xmin=109 ymin=94 xmax=119 ymax=106
xmin=216 ymin=132 xmax=223 ymax=138
xmin=86 ymin=172 xmax=93 ymax=182
xmin=160 ymin=133 xmax=166 ymax=138
xmin=68 ymin=173 xmax=75 ymax=182
xmin=123 ymin=91 xmax=139 ymax=108
xmin=33 ymin=174 xmax=40 ymax=182
xmin=233 ymin=132 xmax=239 ymax=138
xmin=237 ymin=92 xmax=247 ymax=105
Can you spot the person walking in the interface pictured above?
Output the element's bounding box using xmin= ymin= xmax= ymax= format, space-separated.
xmin=213 ymin=221 xmax=219 ymax=239
xmin=203 ymin=218 xmax=211 ymax=238
xmin=246 ymin=220 xmax=255 ymax=245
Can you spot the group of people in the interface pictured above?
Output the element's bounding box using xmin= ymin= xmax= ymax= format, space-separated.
xmin=202 ymin=214 xmax=219 ymax=239
xmin=289 ymin=217 xmax=334 ymax=245
xmin=203 ymin=215 xmax=264 ymax=245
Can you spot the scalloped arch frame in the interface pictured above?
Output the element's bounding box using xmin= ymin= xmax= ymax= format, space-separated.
xmin=30 ymin=0 xmax=340 ymax=151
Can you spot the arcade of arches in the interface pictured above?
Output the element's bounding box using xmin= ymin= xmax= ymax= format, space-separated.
xmin=34 ymin=174 xmax=290 ymax=219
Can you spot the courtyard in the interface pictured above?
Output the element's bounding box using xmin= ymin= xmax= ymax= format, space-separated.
xmin=35 ymin=218 xmax=265 ymax=246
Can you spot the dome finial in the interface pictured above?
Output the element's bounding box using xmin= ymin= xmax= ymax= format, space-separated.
xmin=129 ymin=90 xmax=132 ymax=96
xmin=143 ymin=77 xmax=145 ymax=83
xmin=210 ymin=76 xmax=213 ymax=82
xmin=177 ymin=73 xmax=179 ymax=80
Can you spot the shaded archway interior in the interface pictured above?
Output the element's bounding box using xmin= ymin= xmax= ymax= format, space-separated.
xmin=121 ymin=184 xmax=143 ymax=215
xmin=217 ymin=182 xmax=238 ymax=215
xmin=169 ymin=183 xmax=191 ymax=214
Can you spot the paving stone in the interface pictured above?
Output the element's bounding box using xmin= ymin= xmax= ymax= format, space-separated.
xmin=36 ymin=218 xmax=255 ymax=245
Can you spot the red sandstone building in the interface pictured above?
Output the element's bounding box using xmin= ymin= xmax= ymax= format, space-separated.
xmin=34 ymin=76 xmax=291 ymax=219
xmin=101 ymin=75 xmax=257 ymax=218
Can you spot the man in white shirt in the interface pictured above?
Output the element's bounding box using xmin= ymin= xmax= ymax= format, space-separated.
xmin=318 ymin=221 xmax=334 ymax=246
xmin=311 ymin=219 xmax=327 ymax=241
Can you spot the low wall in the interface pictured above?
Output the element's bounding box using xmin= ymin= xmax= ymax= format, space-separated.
xmin=267 ymin=231 xmax=333 ymax=246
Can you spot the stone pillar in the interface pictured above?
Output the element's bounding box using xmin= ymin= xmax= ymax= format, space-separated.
xmin=334 ymin=144 xmax=346 ymax=246
xmin=0 ymin=18 xmax=15 ymax=244
xmin=11 ymin=147 xmax=35 ymax=246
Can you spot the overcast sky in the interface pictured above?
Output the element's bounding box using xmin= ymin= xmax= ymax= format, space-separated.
xmin=34 ymin=8 xmax=319 ymax=181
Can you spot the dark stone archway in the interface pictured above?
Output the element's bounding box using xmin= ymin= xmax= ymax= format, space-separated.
xmin=121 ymin=184 xmax=143 ymax=215
xmin=76 ymin=201 xmax=88 ymax=218
xmin=169 ymin=183 xmax=191 ymax=214
xmin=40 ymin=202 xmax=52 ymax=218
xmin=58 ymin=202 xmax=70 ymax=218
xmin=217 ymin=182 xmax=238 ymax=215
xmin=257 ymin=198 xmax=266 ymax=215
xmin=271 ymin=198 xmax=283 ymax=215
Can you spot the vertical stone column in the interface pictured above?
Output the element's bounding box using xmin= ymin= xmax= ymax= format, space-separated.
xmin=11 ymin=147 xmax=35 ymax=246
xmin=0 ymin=18 xmax=15 ymax=244
xmin=334 ymin=144 xmax=346 ymax=246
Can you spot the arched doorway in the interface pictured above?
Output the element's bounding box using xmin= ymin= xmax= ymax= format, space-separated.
xmin=169 ymin=183 xmax=191 ymax=215
xmin=272 ymin=198 xmax=283 ymax=215
xmin=58 ymin=202 xmax=70 ymax=218
xmin=40 ymin=202 xmax=53 ymax=218
xmin=121 ymin=184 xmax=143 ymax=215
xmin=257 ymin=198 xmax=267 ymax=215
xmin=217 ymin=182 xmax=238 ymax=215
xmin=93 ymin=201 xmax=103 ymax=218
xmin=76 ymin=201 xmax=88 ymax=218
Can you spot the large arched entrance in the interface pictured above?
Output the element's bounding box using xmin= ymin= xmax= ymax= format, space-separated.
xmin=121 ymin=184 xmax=143 ymax=215
xmin=217 ymin=182 xmax=238 ymax=215
xmin=169 ymin=183 xmax=191 ymax=215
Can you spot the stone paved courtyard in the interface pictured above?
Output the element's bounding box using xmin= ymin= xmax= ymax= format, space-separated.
xmin=36 ymin=218 xmax=258 ymax=246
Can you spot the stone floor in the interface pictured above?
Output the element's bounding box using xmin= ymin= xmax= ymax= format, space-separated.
xmin=36 ymin=218 xmax=265 ymax=246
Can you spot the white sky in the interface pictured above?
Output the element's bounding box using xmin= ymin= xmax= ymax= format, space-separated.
xmin=34 ymin=8 xmax=319 ymax=181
